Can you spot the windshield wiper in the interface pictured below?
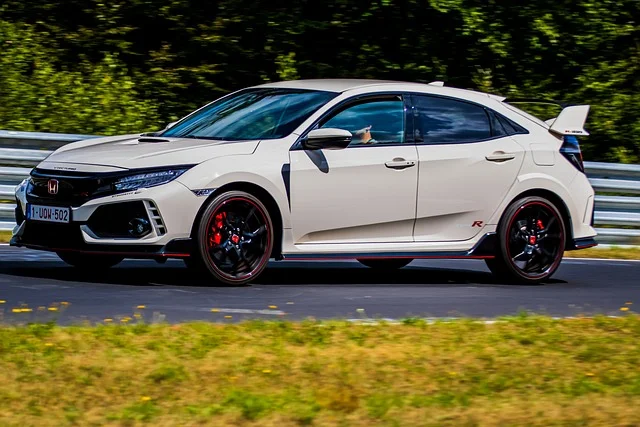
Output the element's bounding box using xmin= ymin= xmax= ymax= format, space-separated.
xmin=181 ymin=135 xmax=228 ymax=141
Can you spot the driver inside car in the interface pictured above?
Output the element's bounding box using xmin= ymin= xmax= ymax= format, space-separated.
xmin=353 ymin=125 xmax=376 ymax=144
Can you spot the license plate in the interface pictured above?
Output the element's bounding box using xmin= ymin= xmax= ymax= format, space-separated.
xmin=27 ymin=204 xmax=71 ymax=223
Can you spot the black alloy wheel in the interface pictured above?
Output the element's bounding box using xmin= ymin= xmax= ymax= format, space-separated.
xmin=195 ymin=191 xmax=273 ymax=285
xmin=56 ymin=252 xmax=124 ymax=269
xmin=487 ymin=196 xmax=566 ymax=284
xmin=357 ymin=258 xmax=413 ymax=269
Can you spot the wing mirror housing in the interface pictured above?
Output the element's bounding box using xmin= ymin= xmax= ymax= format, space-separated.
xmin=303 ymin=128 xmax=352 ymax=150
xmin=165 ymin=121 xmax=178 ymax=130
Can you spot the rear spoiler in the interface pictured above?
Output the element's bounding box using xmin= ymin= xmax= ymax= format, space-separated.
xmin=504 ymin=98 xmax=590 ymax=136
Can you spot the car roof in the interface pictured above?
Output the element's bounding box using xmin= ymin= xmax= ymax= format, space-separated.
xmin=254 ymin=79 xmax=506 ymax=102
xmin=255 ymin=79 xmax=400 ymax=92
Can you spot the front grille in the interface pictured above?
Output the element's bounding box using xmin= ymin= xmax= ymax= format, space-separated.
xmin=27 ymin=169 xmax=116 ymax=207
xmin=20 ymin=221 xmax=84 ymax=248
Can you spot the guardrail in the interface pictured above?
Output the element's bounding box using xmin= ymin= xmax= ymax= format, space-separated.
xmin=0 ymin=131 xmax=639 ymax=245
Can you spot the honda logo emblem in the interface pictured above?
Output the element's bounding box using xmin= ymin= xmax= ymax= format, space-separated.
xmin=47 ymin=179 xmax=59 ymax=195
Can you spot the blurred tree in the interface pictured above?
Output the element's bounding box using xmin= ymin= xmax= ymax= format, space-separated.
xmin=0 ymin=0 xmax=637 ymax=161
xmin=0 ymin=21 xmax=161 ymax=134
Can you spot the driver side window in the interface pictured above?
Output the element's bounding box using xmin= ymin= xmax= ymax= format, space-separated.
xmin=320 ymin=97 xmax=405 ymax=146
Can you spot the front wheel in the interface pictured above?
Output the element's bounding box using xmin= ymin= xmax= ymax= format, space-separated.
xmin=358 ymin=258 xmax=413 ymax=269
xmin=195 ymin=191 xmax=274 ymax=285
xmin=56 ymin=252 xmax=123 ymax=269
xmin=487 ymin=196 xmax=566 ymax=284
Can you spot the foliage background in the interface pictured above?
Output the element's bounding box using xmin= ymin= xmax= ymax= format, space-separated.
xmin=0 ymin=0 xmax=638 ymax=162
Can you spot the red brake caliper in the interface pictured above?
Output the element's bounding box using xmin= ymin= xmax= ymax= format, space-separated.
xmin=208 ymin=212 xmax=226 ymax=247
xmin=529 ymin=219 xmax=544 ymax=245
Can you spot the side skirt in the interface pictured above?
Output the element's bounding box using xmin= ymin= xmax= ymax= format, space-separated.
xmin=566 ymin=237 xmax=598 ymax=251
xmin=281 ymin=233 xmax=498 ymax=261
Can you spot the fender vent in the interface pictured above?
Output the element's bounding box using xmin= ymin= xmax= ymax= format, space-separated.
xmin=145 ymin=200 xmax=167 ymax=236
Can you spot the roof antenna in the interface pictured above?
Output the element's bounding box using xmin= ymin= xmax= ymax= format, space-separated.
xmin=428 ymin=81 xmax=445 ymax=87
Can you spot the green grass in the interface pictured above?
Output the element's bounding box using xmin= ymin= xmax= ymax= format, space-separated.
xmin=564 ymin=246 xmax=640 ymax=260
xmin=0 ymin=230 xmax=11 ymax=242
xmin=0 ymin=316 xmax=639 ymax=425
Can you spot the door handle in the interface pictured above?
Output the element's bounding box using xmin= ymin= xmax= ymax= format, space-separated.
xmin=385 ymin=158 xmax=416 ymax=170
xmin=485 ymin=152 xmax=516 ymax=162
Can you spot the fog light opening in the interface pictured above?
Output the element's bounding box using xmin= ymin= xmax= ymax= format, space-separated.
xmin=128 ymin=218 xmax=151 ymax=237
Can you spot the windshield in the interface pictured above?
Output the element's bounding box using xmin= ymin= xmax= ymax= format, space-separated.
xmin=161 ymin=88 xmax=337 ymax=140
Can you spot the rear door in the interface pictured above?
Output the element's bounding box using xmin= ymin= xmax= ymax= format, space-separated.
xmin=411 ymin=94 xmax=525 ymax=242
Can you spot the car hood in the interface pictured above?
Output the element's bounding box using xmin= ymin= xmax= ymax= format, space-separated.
xmin=38 ymin=134 xmax=260 ymax=171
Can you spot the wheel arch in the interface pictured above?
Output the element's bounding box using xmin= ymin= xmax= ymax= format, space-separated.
xmin=500 ymin=188 xmax=574 ymax=250
xmin=190 ymin=182 xmax=284 ymax=259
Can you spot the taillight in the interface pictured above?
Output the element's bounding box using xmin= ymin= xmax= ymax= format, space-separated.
xmin=560 ymin=135 xmax=585 ymax=173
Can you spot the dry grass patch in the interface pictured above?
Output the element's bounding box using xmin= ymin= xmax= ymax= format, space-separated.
xmin=565 ymin=246 xmax=640 ymax=260
xmin=0 ymin=230 xmax=11 ymax=243
xmin=0 ymin=316 xmax=639 ymax=425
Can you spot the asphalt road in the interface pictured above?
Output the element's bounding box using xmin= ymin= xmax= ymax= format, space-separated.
xmin=0 ymin=246 xmax=638 ymax=324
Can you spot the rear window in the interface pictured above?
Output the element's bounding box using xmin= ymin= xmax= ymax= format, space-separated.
xmin=501 ymin=102 xmax=551 ymax=130
xmin=412 ymin=95 xmax=492 ymax=144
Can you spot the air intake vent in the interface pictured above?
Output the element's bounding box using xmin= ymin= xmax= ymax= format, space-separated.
xmin=145 ymin=200 xmax=167 ymax=236
xmin=138 ymin=137 xmax=170 ymax=143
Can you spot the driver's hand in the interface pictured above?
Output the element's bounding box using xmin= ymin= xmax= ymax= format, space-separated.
xmin=354 ymin=125 xmax=373 ymax=143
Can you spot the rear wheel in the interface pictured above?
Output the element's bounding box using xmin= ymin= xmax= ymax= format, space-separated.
xmin=56 ymin=252 xmax=123 ymax=269
xmin=195 ymin=191 xmax=273 ymax=285
xmin=487 ymin=196 xmax=566 ymax=284
xmin=358 ymin=258 xmax=413 ymax=269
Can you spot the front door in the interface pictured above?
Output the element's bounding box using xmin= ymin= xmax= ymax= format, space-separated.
xmin=289 ymin=95 xmax=418 ymax=244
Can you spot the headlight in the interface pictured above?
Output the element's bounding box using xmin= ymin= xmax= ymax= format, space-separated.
xmin=15 ymin=178 xmax=29 ymax=194
xmin=113 ymin=168 xmax=190 ymax=191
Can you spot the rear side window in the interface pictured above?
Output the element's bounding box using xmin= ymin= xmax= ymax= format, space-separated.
xmin=412 ymin=95 xmax=491 ymax=144
xmin=495 ymin=113 xmax=529 ymax=135
xmin=489 ymin=111 xmax=508 ymax=137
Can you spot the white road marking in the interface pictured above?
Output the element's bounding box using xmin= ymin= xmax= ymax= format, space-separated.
xmin=13 ymin=284 xmax=71 ymax=290
xmin=147 ymin=306 xmax=287 ymax=316
xmin=209 ymin=308 xmax=286 ymax=316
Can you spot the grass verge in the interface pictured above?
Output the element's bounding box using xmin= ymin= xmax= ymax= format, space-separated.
xmin=564 ymin=246 xmax=640 ymax=260
xmin=0 ymin=315 xmax=639 ymax=426
xmin=0 ymin=230 xmax=11 ymax=243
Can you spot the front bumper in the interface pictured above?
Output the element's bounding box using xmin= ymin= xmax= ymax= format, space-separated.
xmin=12 ymin=180 xmax=203 ymax=258
xmin=11 ymin=227 xmax=194 ymax=259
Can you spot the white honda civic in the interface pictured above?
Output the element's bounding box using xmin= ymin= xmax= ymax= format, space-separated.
xmin=12 ymin=79 xmax=597 ymax=284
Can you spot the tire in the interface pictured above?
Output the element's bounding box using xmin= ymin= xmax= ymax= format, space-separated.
xmin=182 ymin=255 xmax=209 ymax=276
xmin=56 ymin=252 xmax=123 ymax=269
xmin=357 ymin=258 xmax=413 ymax=269
xmin=487 ymin=196 xmax=566 ymax=284
xmin=194 ymin=191 xmax=274 ymax=285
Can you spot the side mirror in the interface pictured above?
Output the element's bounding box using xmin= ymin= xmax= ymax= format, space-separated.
xmin=303 ymin=128 xmax=352 ymax=150
xmin=165 ymin=121 xmax=178 ymax=130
